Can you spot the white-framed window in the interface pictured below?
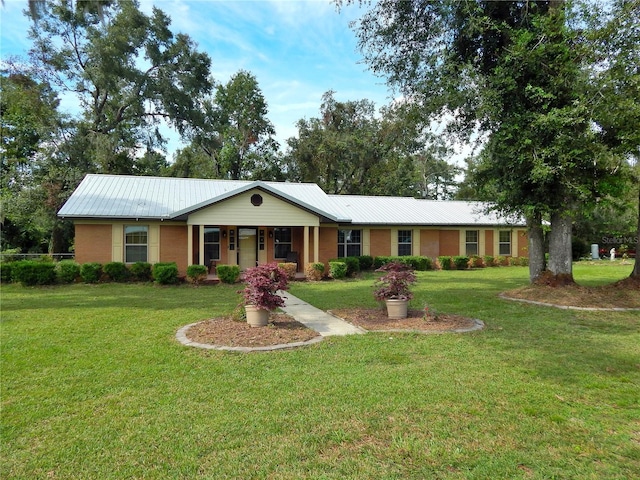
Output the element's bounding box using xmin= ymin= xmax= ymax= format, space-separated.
xmin=398 ymin=230 xmax=412 ymax=256
xmin=338 ymin=229 xmax=361 ymax=257
xmin=274 ymin=228 xmax=292 ymax=259
xmin=499 ymin=230 xmax=512 ymax=256
xmin=465 ymin=230 xmax=479 ymax=256
xmin=204 ymin=227 xmax=221 ymax=262
xmin=124 ymin=225 xmax=148 ymax=263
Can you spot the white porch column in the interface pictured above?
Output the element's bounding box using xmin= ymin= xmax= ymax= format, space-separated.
xmin=303 ymin=226 xmax=310 ymax=269
xmin=187 ymin=224 xmax=193 ymax=267
xmin=313 ymin=226 xmax=319 ymax=263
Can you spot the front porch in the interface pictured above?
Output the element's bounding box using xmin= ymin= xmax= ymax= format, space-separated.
xmin=188 ymin=224 xmax=322 ymax=274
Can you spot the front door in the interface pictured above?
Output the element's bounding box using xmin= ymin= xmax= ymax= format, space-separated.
xmin=238 ymin=228 xmax=257 ymax=270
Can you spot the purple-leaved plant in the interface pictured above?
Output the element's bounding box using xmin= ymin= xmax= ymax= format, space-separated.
xmin=373 ymin=261 xmax=417 ymax=301
xmin=239 ymin=263 xmax=289 ymax=311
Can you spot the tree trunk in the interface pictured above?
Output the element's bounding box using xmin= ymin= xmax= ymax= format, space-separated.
xmin=527 ymin=213 xmax=546 ymax=283
xmin=547 ymin=210 xmax=575 ymax=285
xmin=631 ymin=185 xmax=640 ymax=278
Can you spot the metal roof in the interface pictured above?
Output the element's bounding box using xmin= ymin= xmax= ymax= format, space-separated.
xmin=328 ymin=195 xmax=522 ymax=226
xmin=58 ymin=174 xmax=525 ymax=226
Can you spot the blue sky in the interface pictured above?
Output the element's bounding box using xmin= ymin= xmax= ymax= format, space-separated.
xmin=0 ymin=0 xmax=393 ymax=155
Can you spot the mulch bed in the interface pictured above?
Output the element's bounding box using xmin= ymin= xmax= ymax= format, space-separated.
xmin=503 ymin=277 xmax=640 ymax=309
xmin=331 ymin=308 xmax=477 ymax=331
xmin=186 ymin=313 xmax=320 ymax=348
xmin=184 ymin=308 xmax=477 ymax=349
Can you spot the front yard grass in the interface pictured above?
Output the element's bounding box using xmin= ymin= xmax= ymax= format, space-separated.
xmin=2 ymin=263 xmax=639 ymax=479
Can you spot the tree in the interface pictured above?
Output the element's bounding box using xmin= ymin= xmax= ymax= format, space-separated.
xmin=344 ymin=0 xmax=626 ymax=284
xmin=206 ymin=70 xmax=278 ymax=180
xmin=27 ymin=0 xmax=212 ymax=174
xmin=586 ymin=0 xmax=640 ymax=278
xmin=285 ymin=91 xmax=390 ymax=194
xmin=0 ymin=72 xmax=66 ymax=253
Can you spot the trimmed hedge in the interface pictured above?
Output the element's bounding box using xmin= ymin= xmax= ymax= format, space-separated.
xmin=329 ymin=257 xmax=360 ymax=276
xmin=304 ymin=262 xmax=325 ymax=281
xmin=129 ymin=262 xmax=152 ymax=282
xmin=80 ymin=263 xmax=103 ymax=283
xmin=484 ymin=255 xmax=495 ymax=267
xmin=329 ymin=261 xmax=347 ymax=279
xmin=374 ymin=256 xmax=433 ymax=271
xmin=12 ymin=260 xmax=56 ymax=286
xmin=453 ymin=256 xmax=470 ymax=270
xmin=277 ymin=262 xmax=298 ymax=280
xmin=104 ymin=262 xmax=129 ymax=282
xmin=357 ymin=255 xmax=374 ymax=271
xmin=186 ymin=264 xmax=208 ymax=284
xmin=153 ymin=262 xmax=179 ymax=285
xmin=1 ymin=263 xmax=13 ymax=283
xmin=216 ymin=264 xmax=240 ymax=284
xmin=438 ymin=256 xmax=453 ymax=270
xmin=56 ymin=260 xmax=80 ymax=284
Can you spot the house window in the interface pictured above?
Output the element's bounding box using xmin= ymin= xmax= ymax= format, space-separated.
xmin=204 ymin=227 xmax=221 ymax=263
xmin=338 ymin=229 xmax=361 ymax=257
xmin=124 ymin=225 xmax=148 ymax=263
xmin=499 ymin=230 xmax=512 ymax=256
xmin=465 ymin=230 xmax=479 ymax=256
xmin=274 ymin=228 xmax=292 ymax=259
xmin=398 ymin=230 xmax=412 ymax=256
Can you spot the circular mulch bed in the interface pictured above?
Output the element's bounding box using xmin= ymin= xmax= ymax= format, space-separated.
xmin=179 ymin=309 xmax=481 ymax=351
xmin=331 ymin=308 xmax=480 ymax=332
xmin=184 ymin=313 xmax=320 ymax=348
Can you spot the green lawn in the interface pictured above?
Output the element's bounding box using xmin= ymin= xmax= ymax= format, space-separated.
xmin=2 ymin=263 xmax=639 ymax=479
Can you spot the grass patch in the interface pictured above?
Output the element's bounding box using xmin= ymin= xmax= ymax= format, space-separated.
xmin=2 ymin=264 xmax=639 ymax=479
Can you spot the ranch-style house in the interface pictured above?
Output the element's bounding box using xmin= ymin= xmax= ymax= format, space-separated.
xmin=58 ymin=174 xmax=528 ymax=275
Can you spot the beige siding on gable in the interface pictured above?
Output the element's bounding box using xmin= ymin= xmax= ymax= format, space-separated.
xmin=188 ymin=190 xmax=320 ymax=227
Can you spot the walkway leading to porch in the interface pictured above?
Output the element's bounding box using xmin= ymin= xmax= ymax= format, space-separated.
xmin=278 ymin=291 xmax=366 ymax=336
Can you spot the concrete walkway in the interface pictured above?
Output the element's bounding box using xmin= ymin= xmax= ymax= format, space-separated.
xmin=279 ymin=291 xmax=366 ymax=336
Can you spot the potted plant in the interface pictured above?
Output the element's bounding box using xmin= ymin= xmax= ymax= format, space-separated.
xmin=239 ymin=263 xmax=289 ymax=327
xmin=373 ymin=261 xmax=417 ymax=319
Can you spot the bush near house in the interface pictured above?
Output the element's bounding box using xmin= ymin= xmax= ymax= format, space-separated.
xmin=80 ymin=262 xmax=103 ymax=283
xmin=329 ymin=257 xmax=360 ymax=276
xmin=357 ymin=255 xmax=374 ymax=271
xmin=103 ymin=262 xmax=129 ymax=282
xmin=304 ymin=262 xmax=325 ymax=281
xmin=329 ymin=261 xmax=347 ymax=279
xmin=56 ymin=260 xmax=80 ymax=284
xmin=438 ymin=256 xmax=453 ymax=270
xmin=374 ymin=256 xmax=433 ymax=271
xmin=1 ymin=262 xmax=13 ymax=283
xmin=216 ymin=265 xmax=240 ymax=284
xmin=277 ymin=262 xmax=298 ymax=280
xmin=129 ymin=262 xmax=152 ymax=282
xmin=152 ymin=263 xmax=179 ymax=285
xmin=12 ymin=260 xmax=57 ymax=286
xmin=186 ymin=265 xmax=208 ymax=284
xmin=484 ymin=255 xmax=495 ymax=267
xmin=468 ymin=256 xmax=485 ymax=268
xmin=453 ymin=256 xmax=470 ymax=270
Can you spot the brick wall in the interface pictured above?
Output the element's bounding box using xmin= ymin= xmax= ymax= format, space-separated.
xmin=420 ymin=230 xmax=439 ymax=258
xmin=370 ymin=229 xmax=391 ymax=257
xmin=439 ymin=230 xmax=460 ymax=256
xmin=160 ymin=225 xmax=188 ymax=275
xmin=75 ymin=224 xmax=113 ymax=264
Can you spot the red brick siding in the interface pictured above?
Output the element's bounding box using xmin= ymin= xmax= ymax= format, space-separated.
xmin=420 ymin=230 xmax=439 ymax=258
xmin=75 ymin=224 xmax=112 ymax=264
xmin=160 ymin=225 xmax=188 ymax=275
xmin=485 ymin=230 xmax=494 ymax=257
xmin=370 ymin=229 xmax=391 ymax=258
xmin=439 ymin=230 xmax=460 ymax=256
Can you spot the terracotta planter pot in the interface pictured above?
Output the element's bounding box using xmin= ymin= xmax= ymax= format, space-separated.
xmin=245 ymin=305 xmax=270 ymax=327
xmin=385 ymin=299 xmax=409 ymax=319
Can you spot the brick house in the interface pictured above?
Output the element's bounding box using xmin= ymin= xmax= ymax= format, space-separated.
xmin=58 ymin=174 xmax=528 ymax=275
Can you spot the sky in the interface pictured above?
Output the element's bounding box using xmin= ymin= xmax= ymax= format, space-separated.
xmin=0 ymin=0 xmax=394 ymax=156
